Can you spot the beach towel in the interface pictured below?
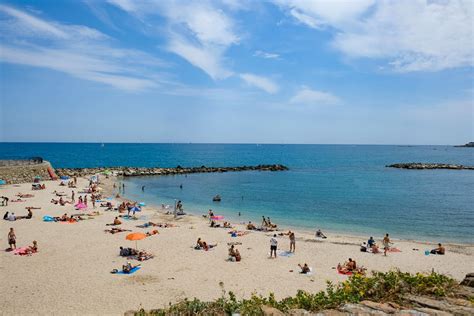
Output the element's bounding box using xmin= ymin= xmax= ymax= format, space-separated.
xmin=388 ymin=247 xmax=401 ymax=253
xmin=114 ymin=266 xmax=141 ymax=274
xmin=277 ymin=250 xmax=294 ymax=257
xmin=305 ymin=267 xmax=314 ymax=276
xmin=337 ymin=268 xmax=353 ymax=275
xmin=123 ymin=215 xmax=147 ymax=221
xmin=43 ymin=216 xmax=55 ymax=222
xmin=13 ymin=247 xmax=37 ymax=256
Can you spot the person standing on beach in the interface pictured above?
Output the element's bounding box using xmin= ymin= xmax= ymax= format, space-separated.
xmin=289 ymin=231 xmax=296 ymax=253
xmin=8 ymin=228 xmax=16 ymax=249
xmin=270 ymin=234 xmax=278 ymax=258
xmin=383 ymin=233 xmax=391 ymax=256
xmin=71 ymin=190 xmax=75 ymax=203
xmin=142 ymin=186 xmax=145 ymax=192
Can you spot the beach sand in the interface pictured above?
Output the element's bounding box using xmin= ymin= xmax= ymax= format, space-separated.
xmin=0 ymin=177 xmax=472 ymax=315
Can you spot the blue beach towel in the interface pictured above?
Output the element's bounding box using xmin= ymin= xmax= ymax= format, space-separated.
xmin=115 ymin=266 xmax=141 ymax=274
xmin=43 ymin=216 xmax=55 ymax=222
xmin=278 ymin=250 xmax=294 ymax=257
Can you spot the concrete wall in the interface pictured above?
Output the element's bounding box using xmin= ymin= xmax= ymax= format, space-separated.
xmin=0 ymin=161 xmax=54 ymax=184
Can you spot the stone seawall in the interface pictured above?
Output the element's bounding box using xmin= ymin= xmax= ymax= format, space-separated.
xmin=0 ymin=161 xmax=54 ymax=184
xmin=387 ymin=163 xmax=474 ymax=170
xmin=55 ymin=164 xmax=289 ymax=177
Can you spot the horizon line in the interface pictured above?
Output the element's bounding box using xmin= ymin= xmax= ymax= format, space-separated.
xmin=0 ymin=141 xmax=470 ymax=146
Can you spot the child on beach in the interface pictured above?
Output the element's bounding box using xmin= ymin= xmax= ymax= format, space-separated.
xmin=8 ymin=228 xmax=16 ymax=249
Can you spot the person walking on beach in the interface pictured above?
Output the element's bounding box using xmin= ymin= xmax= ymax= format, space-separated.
xmin=289 ymin=231 xmax=296 ymax=253
xmin=383 ymin=233 xmax=391 ymax=256
xmin=71 ymin=190 xmax=75 ymax=202
xmin=270 ymin=234 xmax=278 ymax=258
xmin=8 ymin=228 xmax=16 ymax=249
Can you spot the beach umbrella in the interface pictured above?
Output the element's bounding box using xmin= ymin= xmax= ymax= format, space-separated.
xmin=130 ymin=206 xmax=141 ymax=212
xmin=75 ymin=202 xmax=87 ymax=210
xmin=126 ymin=232 xmax=147 ymax=250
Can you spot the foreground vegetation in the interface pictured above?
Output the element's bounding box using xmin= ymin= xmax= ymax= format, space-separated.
xmin=135 ymin=270 xmax=460 ymax=315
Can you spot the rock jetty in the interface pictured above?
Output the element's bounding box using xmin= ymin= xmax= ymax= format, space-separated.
xmin=387 ymin=163 xmax=474 ymax=170
xmin=55 ymin=164 xmax=289 ymax=178
xmin=455 ymin=142 xmax=474 ymax=147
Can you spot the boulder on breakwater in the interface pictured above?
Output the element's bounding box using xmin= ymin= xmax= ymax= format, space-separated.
xmin=55 ymin=164 xmax=289 ymax=178
xmin=386 ymin=163 xmax=474 ymax=170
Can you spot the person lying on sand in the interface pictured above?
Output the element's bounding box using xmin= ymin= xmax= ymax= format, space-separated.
xmin=104 ymin=228 xmax=131 ymax=234
xmin=431 ymin=243 xmax=445 ymax=255
xmin=16 ymin=209 xmax=33 ymax=220
xmin=122 ymin=262 xmax=140 ymax=273
xmin=70 ymin=214 xmax=84 ymax=221
xmin=195 ymin=238 xmax=217 ymax=251
xmin=134 ymin=251 xmax=154 ymax=261
xmin=110 ymin=262 xmax=141 ymax=274
xmin=119 ymin=247 xmax=137 ymax=257
xmin=106 ymin=217 xmax=122 ymax=226
xmin=222 ymin=221 xmax=232 ymax=228
xmin=145 ymin=230 xmax=159 ymax=237
xmin=16 ymin=193 xmax=34 ymax=198
xmin=315 ymin=229 xmax=327 ymax=239
xmin=298 ymin=263 xmax=311 ymax=274
xmin=11 ymin=199 xmax=26 ymax=202
xmin=246 ymin=221 xmax=256 ymax=230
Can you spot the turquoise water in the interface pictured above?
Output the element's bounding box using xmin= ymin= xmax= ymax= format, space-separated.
xmin=1 ymin=143 xmax=473 ymax=242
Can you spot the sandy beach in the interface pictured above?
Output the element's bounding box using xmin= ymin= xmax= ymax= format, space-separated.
xmin=0 ymin=176 xmax=472 ymax=315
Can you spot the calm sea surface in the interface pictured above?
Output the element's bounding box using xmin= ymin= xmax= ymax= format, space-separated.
xmin=1 ymin=143 xmax=473 ymax=243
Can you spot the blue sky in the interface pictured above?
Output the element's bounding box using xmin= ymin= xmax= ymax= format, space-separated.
xmin=0 ymin=0 xmax=472 ymax=144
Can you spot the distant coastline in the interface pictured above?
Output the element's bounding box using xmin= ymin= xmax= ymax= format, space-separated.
xmin=454 ymin=142 xmax=474 ymax=147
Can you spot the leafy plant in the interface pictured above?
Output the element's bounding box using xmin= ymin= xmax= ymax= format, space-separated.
xmin=137 ymin=270 xmax=460 ymax=315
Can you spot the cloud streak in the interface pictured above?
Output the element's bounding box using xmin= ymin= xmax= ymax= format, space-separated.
xmin=240 ymin=73 xmax=279 ymax=94
xmin=0 ymin=4 xmax=166 ymax=91
xmin=274 ymin=0 xmax=473 ymax=72
xmin=290 ymin=87 xmax=340 ymax=106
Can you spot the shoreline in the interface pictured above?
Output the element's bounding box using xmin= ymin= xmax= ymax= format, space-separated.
xmin=109 ymin=176 xmax=474 ymax=247
xmin=106 ymin=176 xmax=473 ymax=251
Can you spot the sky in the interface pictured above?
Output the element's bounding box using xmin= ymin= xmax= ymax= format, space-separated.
xmin=0 ymin=0 xmax=473 ymax=144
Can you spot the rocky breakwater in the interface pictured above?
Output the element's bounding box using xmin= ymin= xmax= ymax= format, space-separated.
xmin=55 ymin=164 xmax=289 ymax=178
xmin=0 ymin=160 xmax=55 ymax=184
xmin=387 ymin=163 xmax=474 ymax=170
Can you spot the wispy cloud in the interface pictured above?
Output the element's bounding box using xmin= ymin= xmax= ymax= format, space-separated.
xmin=290 ymin=87 xmax=340 ymax=106
xmin=240 ymin=73 xmax=279 ymax=94
xmin=108 ymin=0 xmax=238 ymax=80
xmin=274 ymin=0 xmax=473 ymax=72
xmin=254 ymin=50 xmax=280 ymax=60
xmin=0 ymin=4 xmax=167 ymax=91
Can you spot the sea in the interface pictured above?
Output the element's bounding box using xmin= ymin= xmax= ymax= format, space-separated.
xmin=1 ymin=143 xmax=473 ymax=243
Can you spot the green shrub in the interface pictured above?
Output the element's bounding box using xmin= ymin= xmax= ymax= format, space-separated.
xmin=139 ymin=270 xmax=459 ymax=315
